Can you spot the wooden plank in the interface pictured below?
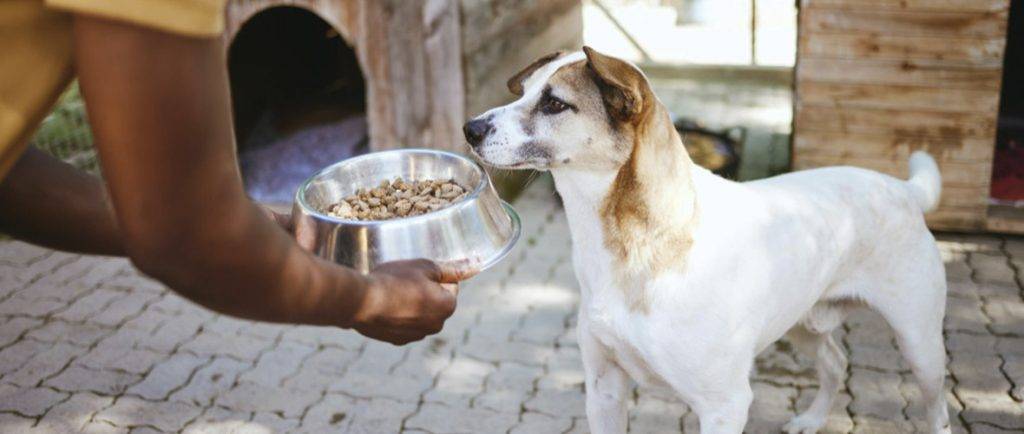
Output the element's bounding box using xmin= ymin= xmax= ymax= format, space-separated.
xmin=986 ymin=205 xmax=1024 ymax=234
xmin=802 ymin=0 xmax=1009 ymax=13
xmin=792 ymin=154 xmax=991 ymax=187
xmin=802 ymin=8 xmax=1008 ymax=38
xmin=797 ymin=81 xmax=1001 ymax=114
xmin=928 ymin=208 xmax=986 ymax=231
xmin=798 ymin=33 xmax=1005 ymax=64
xmin=797 ymin=58 xmax=1004 ymax=90
xmin=795 ymin=104 xmax=997 ymax=139
xmin=792 ymin=131 xmax=994 ymax=163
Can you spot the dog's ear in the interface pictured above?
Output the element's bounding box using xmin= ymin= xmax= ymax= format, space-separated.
xmin=583 ymin=46 xmax=646 ymax=122
xmin=507 ymin=51 xmax=564 ymax=96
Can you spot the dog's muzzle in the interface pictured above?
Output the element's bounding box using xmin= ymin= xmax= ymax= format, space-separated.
xmin=463 ymin=118 xmax=492 ymax=149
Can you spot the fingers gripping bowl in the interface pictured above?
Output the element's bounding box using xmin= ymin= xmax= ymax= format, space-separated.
xmin=293 ymin=149 xmax=521 ymax=275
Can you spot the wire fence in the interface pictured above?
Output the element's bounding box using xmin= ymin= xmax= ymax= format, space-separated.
xmin=30 ymin=82 xmax=100 ymax=174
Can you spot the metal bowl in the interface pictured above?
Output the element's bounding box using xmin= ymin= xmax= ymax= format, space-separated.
xmin=293 ymin=149 xmax=521 ymax=275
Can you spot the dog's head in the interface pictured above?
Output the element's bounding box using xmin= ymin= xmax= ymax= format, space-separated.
xmin=463 ymin=47 xmax=657 ymax=171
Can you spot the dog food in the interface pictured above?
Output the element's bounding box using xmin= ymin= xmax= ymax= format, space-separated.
xmin=325 ymin=178 xmax=469 ymax=220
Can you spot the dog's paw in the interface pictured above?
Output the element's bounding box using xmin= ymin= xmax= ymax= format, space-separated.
xmin=782 ymin=414 xmax=825 ymax=434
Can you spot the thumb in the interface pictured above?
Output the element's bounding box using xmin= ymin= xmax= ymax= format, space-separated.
xmin=434 ymin=260 xmax=480 ymax=284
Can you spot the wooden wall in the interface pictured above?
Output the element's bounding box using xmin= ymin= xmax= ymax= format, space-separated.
xmin=793 ymin=0 xmax=1010 ymax=231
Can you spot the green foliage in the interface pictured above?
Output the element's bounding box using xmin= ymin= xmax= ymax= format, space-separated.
xmin=30 ymin=83 xmax=99 ymax=174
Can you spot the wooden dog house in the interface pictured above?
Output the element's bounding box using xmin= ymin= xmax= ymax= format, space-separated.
xmin=221 ymin=0 xmax=582 ymax=202
xmin=792 ymin=0 xmax=1014 ymax=232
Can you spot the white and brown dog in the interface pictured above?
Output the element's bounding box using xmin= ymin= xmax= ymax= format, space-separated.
xmin=463 ymin=47 xmax=950 ymax=434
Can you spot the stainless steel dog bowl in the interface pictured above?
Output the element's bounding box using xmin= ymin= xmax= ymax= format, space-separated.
xmin=293 ymin=149 xmax=521 ymax=274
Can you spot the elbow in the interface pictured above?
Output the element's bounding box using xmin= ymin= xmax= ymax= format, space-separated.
xmin=122 ymin=229 xmax=211 ymax=291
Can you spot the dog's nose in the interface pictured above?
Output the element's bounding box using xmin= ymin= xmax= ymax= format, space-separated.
xmin=463 ymin=119 xmax=492 ymax=148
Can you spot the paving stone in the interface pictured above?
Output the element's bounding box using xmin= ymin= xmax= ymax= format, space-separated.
xmin=0 ymin=295 xmax=66 ymax=318
xmin=238 ymin=341 xmax=317 ymax=388
xmin=475 ymin=387 xmax=532 ymax=414
xmin=169 ymin=356 xmax=250 ymax=406
xmin=281 ymin=325 xmax=365 ymax=350
xmin=35 ymin=392 xmax=115 ymax=433
xmin=26 ymin=320 xmax=109 ymax=347
xmin=5 ymin=342 xmax=86 ymax=387
xmin=488 ymin=361 xmax=544 ymax=391
xmin=630 ymin=394 xmax=687 ymax=434
xmin=55 ymin=289 xmax=123 ymax=323
xmin=511 ymin=411 xmax=574 ymax=434
xmin=849 ymin=345 xmax=905 ymax=372
xmin=180 ymin=406 xmax=256 ymax=434
xmin=526 ymin=388 xmax=587 ymax=418
xmin=406 ymin=402 xmax=519 ymax=433
xmin=138 ymin=313 xmax=206 ymax=353
xmin=127 ymin=353 xmax=209 ymax=400
xmin=0 ymin=241 xmax=50 ymax=267
xmin=945 ymin=296 xmax=991 ymax=334
xmin=179 ymin=331 xmax=271 ymax=361
xmin=330 ymin=370 xmax=434 ymax=403
xmin=1002 ymin=355 xmax=1024 ymax=401
xmin=0 ymin=338 xmax=50 ymax=376
xmin=45 ymin=365 xmax=142 ymax=395
xmin=96 ymin=396 xmax=203 ymax=433
xmin=305 ymin=396 xmax=420 ymax=433
xmin=460 ymin=338 xmax=554 ymax=366
xmin=251 ymin=412 xmax=300 ymax=432
xmin=946 ymin=331 xmax=998 ymax=354
xmin=280 ymin=346 xmax=359 ymax=392
xmin=985 ymin=298 xmax=1024 ymax=336
xmin=0 ymin=383 xmax=68 ymax=416
xmin=90 ymin=292 xmax=159 ymax=327
xmin=215 ymin=382 xmax=321 ymax=418
xmin=852 ymin=415 xmax=915 ymax=433
xmin=76 ymin=345 xmax=165 ymax=375
xmin=848 ymin=368 xmax=906 ymax=420
xmin=424 ymin=356 xmax=494 ymax=407
xmin=0 ymin=317 xmax=42 ymax=347
xmin=0 ymin=413 xmax=36 ymax=433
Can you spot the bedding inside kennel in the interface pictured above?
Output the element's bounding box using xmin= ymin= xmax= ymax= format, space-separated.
xmin=228 ymin=6 xmax=367 ymax=204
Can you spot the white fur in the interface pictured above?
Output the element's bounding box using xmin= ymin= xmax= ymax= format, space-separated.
xmin=470 ymin=52 xmax=951 ymax=434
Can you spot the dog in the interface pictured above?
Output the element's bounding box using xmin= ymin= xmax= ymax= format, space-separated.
xmin=463 ymin=47 xmax=950 ymax=434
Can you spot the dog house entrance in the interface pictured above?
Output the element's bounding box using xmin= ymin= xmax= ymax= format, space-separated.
xmin=228 ymin=6 xmax=367 ymax=205
xmin=992 ymin=1 xmax=1024 ymax=206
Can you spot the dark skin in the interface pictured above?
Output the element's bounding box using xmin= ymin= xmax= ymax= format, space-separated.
xmin=0 ymin=15 xmax=469 ymax=345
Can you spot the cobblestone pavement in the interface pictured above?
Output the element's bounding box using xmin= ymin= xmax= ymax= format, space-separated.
xmin=0 ymin=182 xmax=1022 ymax=433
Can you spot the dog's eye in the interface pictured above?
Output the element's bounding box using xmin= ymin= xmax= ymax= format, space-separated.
xmin=540 ymin=95 xmax=571 ymax=115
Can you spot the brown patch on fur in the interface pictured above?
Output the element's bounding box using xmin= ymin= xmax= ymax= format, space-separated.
xmin=507 ymin=51 xmax=564 ymax=96
xmin=585 ymin=47 xmax=699 ymax=313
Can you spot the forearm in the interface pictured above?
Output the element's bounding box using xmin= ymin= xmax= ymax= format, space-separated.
xmin=0 ymin=148 xmax=123 ymax=255
xmin=132 ymin=197 xmax=368 ymax=326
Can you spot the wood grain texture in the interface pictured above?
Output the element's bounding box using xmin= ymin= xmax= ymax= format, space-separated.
xmin=802 ymin=0 xmax=1009 ymax=13
xmin=793 ymin=154 xmax=992 ymax=187
xmin=799 ymin=33 xmax=1005 ymax=64
xmin=797 ymin=81 xmax=1001 ymax=114
xmin=224 ymin=0 xmax=466 ymax=153
xmin=802 ymin=7 xmax=1008 ymax=38
xmin=793 ymin=131 xmax=994 ymax=163
xmin=795 ymin=104 xmax=997 ymax=139
xmin=797 ymin=58 xmax=1004 ymax=90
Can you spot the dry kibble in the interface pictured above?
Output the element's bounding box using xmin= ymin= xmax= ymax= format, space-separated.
xmin=324 ymin=177 xmax=468 ymax=221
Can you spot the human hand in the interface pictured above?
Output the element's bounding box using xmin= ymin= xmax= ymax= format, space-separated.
xmin=352 ymin=259 xmax=471 ymax=345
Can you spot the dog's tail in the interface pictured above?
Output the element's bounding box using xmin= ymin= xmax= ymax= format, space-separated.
xmin=907 ymin=151 xmax=942 ymax=213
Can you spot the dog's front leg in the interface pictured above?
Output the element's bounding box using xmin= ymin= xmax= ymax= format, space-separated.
xmin=579 ymin=323 xmax=629 ymax=434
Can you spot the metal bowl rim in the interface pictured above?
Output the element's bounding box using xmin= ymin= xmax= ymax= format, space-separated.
xmin=295 ymin=149 xmax=489 ymax=226
xmin=475 ymin=202 xmax=522 ymax=271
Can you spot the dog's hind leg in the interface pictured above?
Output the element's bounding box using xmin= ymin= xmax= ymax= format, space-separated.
xmin=868 ymin=284 xmax=951 ymax=434
xmin=783 ymin=305 xmax=848 ymax=434
xmin=858 ymin=241 xmax=950 ymax=434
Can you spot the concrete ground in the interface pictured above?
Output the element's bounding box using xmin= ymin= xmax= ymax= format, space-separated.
xmin=0 ymin=180 xmax=1022 ymax=433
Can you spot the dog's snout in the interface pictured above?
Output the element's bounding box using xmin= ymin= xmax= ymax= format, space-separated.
xmin=463 ymin=119 xmax=492 ymax=148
